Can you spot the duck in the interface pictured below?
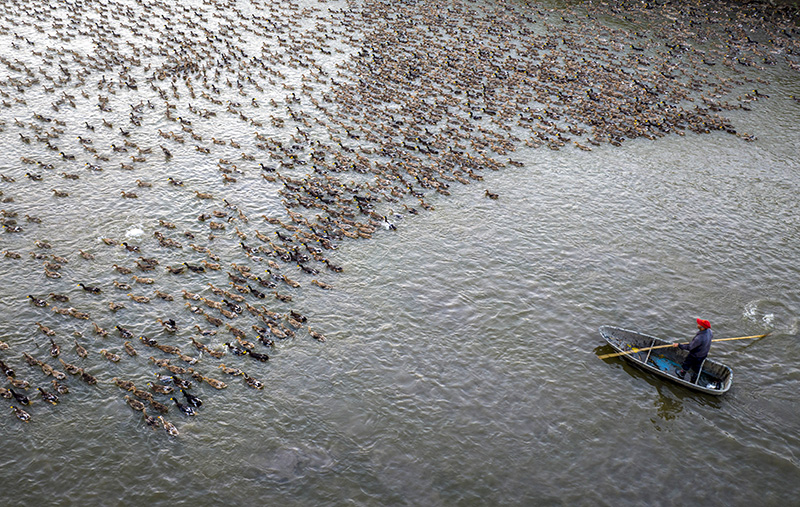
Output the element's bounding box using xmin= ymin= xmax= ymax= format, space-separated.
xmin=243 ymin=374 xmax=264 ymax=390
xmin=113 ymin=377 xmax=135 ymax=391
xmin=223 ymin=343 xmax=247 ymax=356
xmin=164 ymin=364 xmax=188 ymax=375
xmin=309 ymin=328 xmax=327 ymax=342
xmin=142 ymin=408 xmax=159 ymax=428
xmin=8 ymin=376 xmax=30 ymax=389
xmin=290 ymin=310 xmax=307 ymax=323
xmin=113 ymin=264 xmax=133 ymax=274
xmin=100 ymin=349 xmax=121 ymax=363
xmin=22 ymin=351 xmax=39 ymax=367
xmin=78 ymin=283 xmax=102 ymax=294
xmin=323 ymin=259 xmax=343 ymax=272
xmin=183 ymin=262 xmax=205 ymax=273
xmin=38 ymin=387 xmax=59 ymax=405
xmin=121 ymin=242 xmax=140 ymax=253
xmin=246 ymin=350 xmax=269 ymax=362
xmin=115 ymin=326 xmax=134 ymax=339
xmin=273 ymin=291 xmax=293 ymax=302
xmin=311 ymin=279 xmax=333 ymax=290
xmin=171 ymin=397 xmax=196 ymax=416
xmin=484 ymin=189 xmax=499 ymax=200
xmin=79 ymin=370 xmax=98 ymax=385
xmin=123 ymin=341 xmax=137 ymax=356
xmin=219 ymin=364 xmax=244 ymax=376
xmin=121 ymin=191 xmax=138 ymax=199
xmin=36 ymin=322 xmax=56 ymax=336
xmin=156 ymin=318 xmax=178 ymax=332
xmin=153 ymin=290 xmax=173 ymax=301
xmin=201 ymin=260 xmax=221 ymax=271
xmin=52 ymin=189 xmax=69 ymax=197
xmin=9 ymin=388 xmax=30 ymax=406
xmin=125 ymin=395 xmax=146 ymax=412
xmin=205 ymin=314 xmax=224 ymax=327
xmin=155 ymin=343 xmax=181 ymax=355
xmin=171 ymin=376 xmax=192 ymax=389
xmin=131 ymin=387 xmax=153 ymax=401
xmin=181 ymin=389 xmax=202 ymax=408
xmin=113 ymin=281 xmax=132 ymax=290
xmin=0 ymin=360 xmax=15 ymax=378
xmin=92 ymin=322 xmax=109 ymax=338
xmin=150 ymin=399 xmax=170 ymax=414
xmin=193 ymin=326 xmax=216 ymax=337
xmin=109 ymin=301 xmax=126 ymax=311
xmin=128 ymin=294 xmax=150 ymax=304
xmin=49 ymin=338 xmax=60 ymax=357
xmin=201 ymin=376 xmax=227 ymax=390
xmin=149 ymin=382 xmax=173 ymax=395
xmin=51 ymin=380 xmax=69 ymax=395
xmin=28 ymin=295 xmax=48 ymax=307
xmin=10 ymin=405 xmax=31 ymax=422
xmin=59 ymin=358 xmax=81 ymax=375
xmin=159 ymin=416 xmax=179 ymax=436
xmin=178 ymin=353 xmax=198 ymax=365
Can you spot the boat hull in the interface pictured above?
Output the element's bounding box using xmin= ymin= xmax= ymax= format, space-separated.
xmin=599 ymin=325 xmax=732 ymax=395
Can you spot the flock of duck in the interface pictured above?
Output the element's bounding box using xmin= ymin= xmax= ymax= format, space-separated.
xmin=0 ymin=0 xmax=796 ymax=435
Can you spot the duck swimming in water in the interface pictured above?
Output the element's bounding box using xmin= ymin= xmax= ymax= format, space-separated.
xmin=157 ymin=318 xmax=178 ymax=332
xmin=10 ymin=405 xmax=31 ymax=422
xmin=8 ymin=375 xmax=30 ymax=389
xmin=78 ymin=283 xmax=102 ymax=294
xmin=125 ymin=395 xmax=146 ymax=412
xmin=171 ymin=397 xmax=196 ymax=416
xmin=51 ymin=380 xmax=69 ymax=395
xmin=59 ymin=359 xmax=81 ymax=376
xmin=9 ymin=388 xmax=30 ymax=406
xmin=159 ymin=416 xmax=179 ymax=436
xmin=149 ymin=382 xmax=173 ymax=395
xmin=181 ymin=389 xmax=202 ymax=408
xmin=309 ymin=327 xmax=327 ymax=342
xmin=49 ymin=338 xmax=60 ymax=357
xmin=100 ymin=349 xmax=121 ymax=363
xmin=79 ymin=370 xmax=98 ymax=385
xmin=201 ymin=376 xmax=227 ymax=390
xmin=38 ymin=387 xmax=59 ymax=405
xmin=243 ymin=374 xmax=264 ymax=390
xmin=245 ymin=350 xmax=269 ymax=362
xmin=28 ymin=295 xmax=48 ymax=307
xmin=116 ymin=326 xmax=134 ymax=339
xmin=150 ymin=399 xmax=170 ymax=414
xmin=1 ymin=360 xmax=15 ymax=378
xmin=142 ymin=408 xmax=158 ymax=428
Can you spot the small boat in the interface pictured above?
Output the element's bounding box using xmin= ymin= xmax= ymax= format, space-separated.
xmin=599 ymin=325 xmax=732 ymax=395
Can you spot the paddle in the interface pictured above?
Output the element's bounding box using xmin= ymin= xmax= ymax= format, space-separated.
xmin=597 ymin=333 xmax=771 ymax=360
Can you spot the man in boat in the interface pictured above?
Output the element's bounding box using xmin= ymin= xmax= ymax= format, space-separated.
xmin=673 ymin=319 xmax=712 ymax=381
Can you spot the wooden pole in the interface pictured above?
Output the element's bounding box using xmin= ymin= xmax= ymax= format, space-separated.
xmin=597 ymin=333 xmax=770 ymax=360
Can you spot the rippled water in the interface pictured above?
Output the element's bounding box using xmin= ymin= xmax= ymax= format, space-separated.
xmin=1 ymin=0 xmax=800 ymax=505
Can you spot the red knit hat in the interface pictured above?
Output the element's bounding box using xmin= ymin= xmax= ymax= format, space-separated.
xmin=697 ymin=318 xmax=711 ymax=329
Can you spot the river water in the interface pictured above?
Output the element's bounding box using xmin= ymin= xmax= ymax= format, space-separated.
xmin=1 ymin=0 xmax=799 ymax=505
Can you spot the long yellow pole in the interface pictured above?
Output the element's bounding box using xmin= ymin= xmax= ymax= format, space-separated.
xmin=597 ymin=333 xmax=770 ymax=360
